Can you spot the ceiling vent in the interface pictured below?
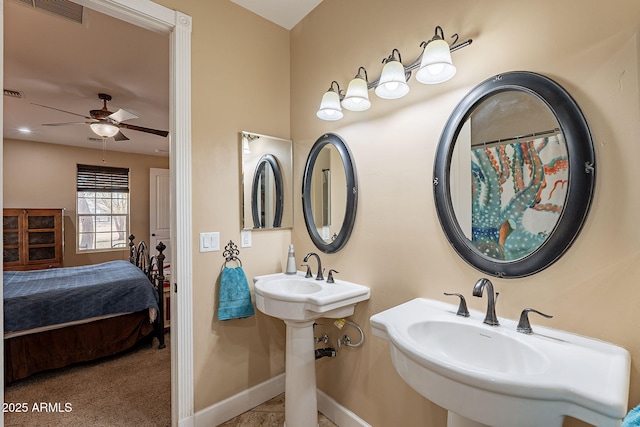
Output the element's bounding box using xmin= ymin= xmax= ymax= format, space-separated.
xmin=13 ymin=0 xmax=83 ymax=24
xmin=3 ymin=89 xmax=25 ymax=99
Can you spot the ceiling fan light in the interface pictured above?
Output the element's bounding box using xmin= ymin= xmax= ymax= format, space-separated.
xmin=416 ymin=38 xmax=456 ymax=84
xmin=90 ymin=122 xmax=120 ymax=138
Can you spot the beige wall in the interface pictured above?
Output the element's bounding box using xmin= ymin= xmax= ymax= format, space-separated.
xmin=88 ymin=0 xmax=640 ymax=425
xmin=290 ymin=1 xmax=640 ymax=426
xmin=152 ymin=0 xmax=292 ymax=412
xmin=3 ymin=138 xmax=168 ymax=266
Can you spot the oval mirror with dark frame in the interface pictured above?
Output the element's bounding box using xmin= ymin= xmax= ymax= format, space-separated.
xmin=241 ymin=132 xmax=293 ymax=230
xmin=251 ymin=154 xmax=284 ymax=228
xmin=303 ymin=133 xmax=358 ymax=253
xmin=433 ymin=71 xmax=595 ymax=278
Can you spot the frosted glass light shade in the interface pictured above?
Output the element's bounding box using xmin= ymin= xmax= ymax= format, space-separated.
xmin=90 ymin=122 xmax=120 ymax=138
xmin=375 ymin=60 xmax=409 ymax=99
xmin=416 ymin=38 xmax=456 ymax=84
xmin=316 ymin=90 xmax=343 ymax=121
xmin=342 ymin=77 xmax=371 ymax=111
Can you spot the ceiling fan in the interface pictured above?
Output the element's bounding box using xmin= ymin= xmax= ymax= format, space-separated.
xmin=33 ymin=93 xmax=169 ymax=141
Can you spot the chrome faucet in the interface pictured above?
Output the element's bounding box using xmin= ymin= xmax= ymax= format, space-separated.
xmin=303 ymin=252 xmax=324 ymax=280
xmin=472 ymin=278 xmax=499 ymax=326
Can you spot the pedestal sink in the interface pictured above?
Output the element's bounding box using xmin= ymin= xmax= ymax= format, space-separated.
xmin=370 ymin=298 xmax=631 ymax=427
xmin=254 ymin=272 xmax=370 ymax=427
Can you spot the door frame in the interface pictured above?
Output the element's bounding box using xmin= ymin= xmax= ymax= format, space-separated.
xmin=0 ymin=1 xmax=195 ymax=425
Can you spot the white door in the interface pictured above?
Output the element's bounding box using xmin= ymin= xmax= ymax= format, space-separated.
xmin=150 ymin=168 xmax=171 ymax=262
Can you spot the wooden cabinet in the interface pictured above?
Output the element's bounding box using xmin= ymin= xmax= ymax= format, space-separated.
xmin=3 ymin=208 xmax=64 ymax=271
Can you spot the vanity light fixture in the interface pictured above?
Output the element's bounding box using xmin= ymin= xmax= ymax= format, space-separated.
xmin=416 ymin=26 xmax=457 ymax=84
xmin=342 ymin=67 xmax=371 ymax=111
xmin=375 ymin=49 xmax=410 ymax=100
xmin=242 ymin=132 xmax=259 ymax=154
xmin=242 ymin=136 xmax=251 ymax=154
xmin=316 ymin=81 xmax=344 ymax=121
xmin=89 ymin=122 xmax=120 ymax=138
xmin=316 ymin=26 xmax=472 ymax=121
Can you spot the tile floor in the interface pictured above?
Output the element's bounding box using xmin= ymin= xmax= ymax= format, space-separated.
xmin=218 ymin=393 xmax=337 ymax=427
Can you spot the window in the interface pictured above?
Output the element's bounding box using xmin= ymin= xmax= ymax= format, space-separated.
xmin=77 ymin=164 xmax=130 ymax=251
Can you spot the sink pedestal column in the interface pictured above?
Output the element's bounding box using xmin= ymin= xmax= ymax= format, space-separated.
xmin=284 ymin=320 xmax=318 ymax=427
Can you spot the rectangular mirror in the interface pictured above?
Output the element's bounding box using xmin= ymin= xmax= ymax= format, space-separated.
xmin=240 ymin=131 xmax=293 ymax=230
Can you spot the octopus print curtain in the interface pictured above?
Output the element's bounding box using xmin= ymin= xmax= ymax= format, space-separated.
xmin=469 ymin=134 xmax=568 ymax=261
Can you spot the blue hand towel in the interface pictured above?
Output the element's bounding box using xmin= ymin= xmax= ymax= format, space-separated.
xmin=218 ymin=266 xmax=255 ymax=320
xmin=623 ymin=405 xmax=640 ymax=427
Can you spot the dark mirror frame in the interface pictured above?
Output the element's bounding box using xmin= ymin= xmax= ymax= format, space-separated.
xmin=303 ymin=133 xmax=358 ymax=253
xmin=433 ymin=71 xmax=596 ymax=278
xmin=251 ymin=154 xmax=284 ymax=228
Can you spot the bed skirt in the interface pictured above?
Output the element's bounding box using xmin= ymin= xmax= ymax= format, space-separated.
xmin=5 ymin=310 xmax=153 ymax=384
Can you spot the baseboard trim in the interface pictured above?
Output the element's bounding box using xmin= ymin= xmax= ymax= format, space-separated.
xmin=178 ymin=415 xmax=195 ymax=427
xmin=317 ymin=389 xmax=372 ymax=427
xmin=194 ymin=373 xmax=285 ymax=426
xmin=193 ymin=374 xmax=371 ymax=427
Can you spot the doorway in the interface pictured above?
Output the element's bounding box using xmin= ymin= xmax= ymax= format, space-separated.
xmin=0 ymin=0 xmax=193 ymax=425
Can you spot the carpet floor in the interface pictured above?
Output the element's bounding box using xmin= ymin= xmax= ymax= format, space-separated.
xmin=4 ymin=333 xmax=170 ymax=427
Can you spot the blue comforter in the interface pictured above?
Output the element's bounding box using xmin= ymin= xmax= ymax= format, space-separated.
xmin=4 ymin=260 xmax=159 ymax=333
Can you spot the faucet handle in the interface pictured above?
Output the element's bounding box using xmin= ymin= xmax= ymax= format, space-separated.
xmin=301 ymin=264 xmax=312 ymax=278
xmin=444 ymin=293 xmax=470 ymax=317
xmin=326 ymin=269 xmax=339 ymax=283
xmin=517 ymin=308 xmax=553 ymax=334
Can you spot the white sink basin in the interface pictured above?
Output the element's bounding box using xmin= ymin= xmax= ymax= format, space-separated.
xmin=371 ymin=298 xmax=631 ymax=427
xmin=408 ymin=320 xmax=549 ymax=376
xmin=254 ymin=272 xmax=370 ymax=322
xmin=260 ymin=278 xmax=324 ymax=295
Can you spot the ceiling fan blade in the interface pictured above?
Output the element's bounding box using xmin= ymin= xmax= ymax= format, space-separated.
xmin=42 ymin=121 xmax=93 ymax=126
xmin=118 ymin=122 xmax=169 ymax=137
xmin=114 ymin=131 xmax=130 ymax=141
xmin=108 ymin=108 xmax=138 ymax=123
xmin=31 ymin=103 xmax=93 ymax=120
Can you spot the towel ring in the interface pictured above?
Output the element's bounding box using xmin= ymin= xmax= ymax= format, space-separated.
xmin=222 ymin=240 xmax=242 ymax=268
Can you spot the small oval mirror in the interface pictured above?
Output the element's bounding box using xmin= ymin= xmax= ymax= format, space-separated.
xmin=302 ymin=133 xmax=358 ymax=253
xmin=434 ymin=72 xmax=595 ymax=278
xmin=251 ymin=154 xmax=284 ymax=228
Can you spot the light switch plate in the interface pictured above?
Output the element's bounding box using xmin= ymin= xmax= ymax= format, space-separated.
xmin=241 ymin=230 xmax=252 ymax=248
xmin=199 ymin=232 xmax=220 ymax=252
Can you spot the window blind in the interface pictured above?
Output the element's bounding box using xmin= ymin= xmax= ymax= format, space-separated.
xmin=77 ymin=164 xmax=130 ymax=193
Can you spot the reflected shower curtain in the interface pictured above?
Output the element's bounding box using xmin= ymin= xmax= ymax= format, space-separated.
xmin=469 ymin=135 xmax=568 ymax=261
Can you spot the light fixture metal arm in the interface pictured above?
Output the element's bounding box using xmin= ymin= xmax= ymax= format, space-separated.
xmin=356 ymin=66 xmax=368 ymax=83
xmin=329 ymin=80 xmax=344 ymax=99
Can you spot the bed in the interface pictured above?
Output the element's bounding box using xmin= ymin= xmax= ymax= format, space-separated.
xmin=4 ymin=235 xmax=166 ymax=383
